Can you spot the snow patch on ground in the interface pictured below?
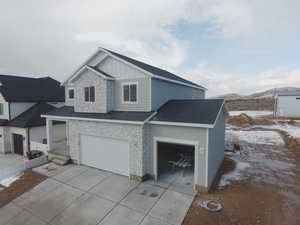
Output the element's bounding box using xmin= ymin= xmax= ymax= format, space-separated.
xmin=227 ymin=130 xmax=284 ymax=146
xmin=268 ymin=124 xmax=300 ymax=139
xmin=0 ymin=173 xmax=22 ymax=187
xmin=219 ymin=161 xmax=251 ymax=187
xmin=229 ymin=110 xmax=273 ymax=117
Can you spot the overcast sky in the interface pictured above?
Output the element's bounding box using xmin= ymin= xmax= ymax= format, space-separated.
xmin=0 ymin=0 xmax=299 ymax=96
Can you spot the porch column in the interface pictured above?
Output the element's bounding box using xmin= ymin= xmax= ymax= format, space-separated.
xmin=46 ymin=119 xmax=54 ymax=151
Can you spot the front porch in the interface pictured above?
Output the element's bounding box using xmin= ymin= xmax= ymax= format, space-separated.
xmin=44 ymin=118 xmax=71 ymax=165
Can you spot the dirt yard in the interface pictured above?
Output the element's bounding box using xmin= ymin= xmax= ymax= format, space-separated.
xmin=183 ymin=112 xmax=300 ymax=225
xmin=0 ymin=170 xmax=47 ymax=208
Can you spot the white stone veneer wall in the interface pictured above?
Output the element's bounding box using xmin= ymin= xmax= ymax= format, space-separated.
xmin=73 ymin=70 xmax=108 ymax=113
xmin=68 ymin=120 xmax=145 ymax=177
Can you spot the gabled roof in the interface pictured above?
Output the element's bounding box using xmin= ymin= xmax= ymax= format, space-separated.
xmin=7 ymin=103 xmax=57 ymax=128
xmin=43 ymin=106 xmax=153 ymax=123
xmin=277 ymin=91 xmax=300 ymax=96
xmin=87 ymin=66 xmax=113 ymax=78
xmin=150 ymin=99 xmax=225 ymax=127
xmin=63 ymin=47 xmax=206 ymax=90
xmin=103 ymin=48 xmax=205 ymax=89
xmin=0 ymin=74 xmax=65 ymax=102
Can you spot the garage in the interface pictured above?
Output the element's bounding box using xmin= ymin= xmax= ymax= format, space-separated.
xmin=80 ymin=135 xmax=130 ymax=176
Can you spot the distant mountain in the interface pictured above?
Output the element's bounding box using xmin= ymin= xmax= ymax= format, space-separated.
xmin=215 ymin=87 xmax=300 ymax=100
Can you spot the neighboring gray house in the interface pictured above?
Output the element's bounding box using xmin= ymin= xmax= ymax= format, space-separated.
xmin=0 ymin=75 xmax=66 ymax=157
xmin=42 ymin=47 xmax=226 ymax=192
xmin=275 ymin=91 xmax=300 ymax=117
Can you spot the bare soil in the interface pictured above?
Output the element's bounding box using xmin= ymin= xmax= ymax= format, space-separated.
xmin=183 ymin=115 xmax=300 ymax=225
xmin=0 ymin=170 xmax=47 ymax=208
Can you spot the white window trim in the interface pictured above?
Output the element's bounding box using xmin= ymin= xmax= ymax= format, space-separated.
xmin=68 ymin=88 xmax=75 ymax=100
xmin=84 ymin=86 xmax=96 ymax=102
xmin=121 ymin=82 xmax=138 ymax=104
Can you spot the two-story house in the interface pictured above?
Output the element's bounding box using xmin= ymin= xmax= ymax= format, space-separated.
xmin=43 ymin=47 xmax=226 ymax=192
xmin=0 ymin=75 xmax=65 ymax=157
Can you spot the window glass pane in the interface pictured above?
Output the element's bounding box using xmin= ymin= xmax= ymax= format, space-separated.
xmin=130 ymin=84 xmax=137 ymax=102
xmin=69 ymin=89 xmax=74 ymax=99
xmin=123 ymin=85 xmax=130 ymax=102
xmin=90 ymin=87 xmax=95 ymax=102
xmin=0 ymin=104 xmax=3 ymax=115
xmin=84 ymin=87 xmax=89 ymax=101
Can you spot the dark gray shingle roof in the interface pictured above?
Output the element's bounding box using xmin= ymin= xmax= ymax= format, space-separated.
xmin=7 ymin=103 xmax=58 ymax=128
xmin=45 ymin=106 xmax=153 ymax=122
xmin=87 ymin=66 xmax=114 ymax=78
xmin=151 ymin=99 xmax=225 ymax=125
xmin=0 ymin=75 xmax=65 ymax=102
xmin=104 ymin=48 xmax=205 ymax=89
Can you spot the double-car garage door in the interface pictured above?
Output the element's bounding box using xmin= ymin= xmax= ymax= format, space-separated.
xmin=80 ymin=135 xmax=130 ymax=176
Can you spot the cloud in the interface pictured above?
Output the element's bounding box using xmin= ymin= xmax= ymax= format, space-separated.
xmin=182 ymin=66 xmax=300 ymax=97
xmin=0 ymin=0 xmax=299 ymax=97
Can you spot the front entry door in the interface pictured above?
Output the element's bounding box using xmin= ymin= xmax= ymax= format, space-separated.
xmin=13 ymin=134 xmax=24 ymax=156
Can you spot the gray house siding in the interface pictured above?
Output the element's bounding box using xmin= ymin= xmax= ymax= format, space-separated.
xmin=67 ymin=120 xmax=144 ymax=177
xmin=97 ymin=56 xmax=151 ymax=112
xmin=113 ymin=78 xmax=151 ymax=111
xmin=146 ymin=124 xmax=208 ymax=187
xmin=151 ymin=78 xmax=205 ymax=111
xmin=207 ymin=108 xmax=225 ymax=187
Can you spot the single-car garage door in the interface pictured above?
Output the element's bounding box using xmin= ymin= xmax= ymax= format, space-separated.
xmin=80 ymin=135 xmax=130 ymax=176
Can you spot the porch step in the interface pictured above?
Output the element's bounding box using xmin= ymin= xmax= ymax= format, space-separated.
xmin=51 ymin=158 xmax=69 ymax=166
xmin=48 ymin=151 xmax=71 ymax=166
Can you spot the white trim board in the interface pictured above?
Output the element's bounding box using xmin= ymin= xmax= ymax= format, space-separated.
xmin=121 ymin=81 xmax=139 ymax=104
xmin=41 ymin=115 xmax=145 ymax=125
xmin=149 ymin=121 xmax=214 ymax=128
xmin=68 ymin=65 xmax=115 ymax=84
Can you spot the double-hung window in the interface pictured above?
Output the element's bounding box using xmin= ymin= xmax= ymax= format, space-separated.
xmin=123 ymin=83 xmax=137 ymax=103
xmin=84 ymin=86 xmax=95 ymax=102
xmin=68 ymin=88 xmax=74 ymax=99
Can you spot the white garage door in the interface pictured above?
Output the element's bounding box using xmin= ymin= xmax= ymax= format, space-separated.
xmin=80 ymin=135 xmax=130 ymax=176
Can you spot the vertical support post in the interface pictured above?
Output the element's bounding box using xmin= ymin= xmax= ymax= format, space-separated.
xmin=46 ymin=119 xmax=53 ymax=152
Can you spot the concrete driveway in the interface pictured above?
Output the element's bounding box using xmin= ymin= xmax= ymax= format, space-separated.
xmin=0 ymin=154 xmax=25 ymax=170
xmin=0 ymin=163 xmax=195 ymax=225
xmin=0 ymin=153 xmax=25 ymax=182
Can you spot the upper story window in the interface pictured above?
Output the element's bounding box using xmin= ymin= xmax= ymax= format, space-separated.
xmin=68 ymin=88 xmax=74 ymax=99
xmin=0 ymin=103 xmax=3 ymax=115
xmin=84 ymin=86 xmax=95 ymax=102
xmin=123 ymin=83 xmax=137 ymax=103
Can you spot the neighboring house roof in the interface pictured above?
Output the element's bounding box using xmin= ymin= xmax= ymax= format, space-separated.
xmin=150 ymin=99 xmax=225 ymax=127
xmin=104 ymin=48 xmax=205 ymax=89
xmin=7 ymin=103 xmax=58 ymax=128
xmin=277 ymin=91 xmax=300 ymax=96
xmin=0 ymin=119 xmax=8 ymax=126
xmin=44 ymin=106 xmax=153 ymax=123
xmin=0 ymin=74 xmax=65 ymax=102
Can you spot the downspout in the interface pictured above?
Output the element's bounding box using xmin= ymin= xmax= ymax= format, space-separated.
xmin=27 ymin=128 xmax=31 ymax=153
xmin=8 ymin=102 xmax=11 ymax=120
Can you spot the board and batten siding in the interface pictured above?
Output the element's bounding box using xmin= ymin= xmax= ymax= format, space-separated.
xmin=151 ymin=78 xmax=205 ymax=111
xmin=277 ymin=95 xmax=300 ymax=117
xmin=147 ymin=124 xmax=208 ymax=187
xmin=207 ymin=108 xmax=225 ymax=187
xmin=97 ymin=56 xmax=151 ymax=111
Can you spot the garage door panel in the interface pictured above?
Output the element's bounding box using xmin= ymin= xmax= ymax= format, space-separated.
xmin=80 ymin=135 xmax=130 ymax=176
